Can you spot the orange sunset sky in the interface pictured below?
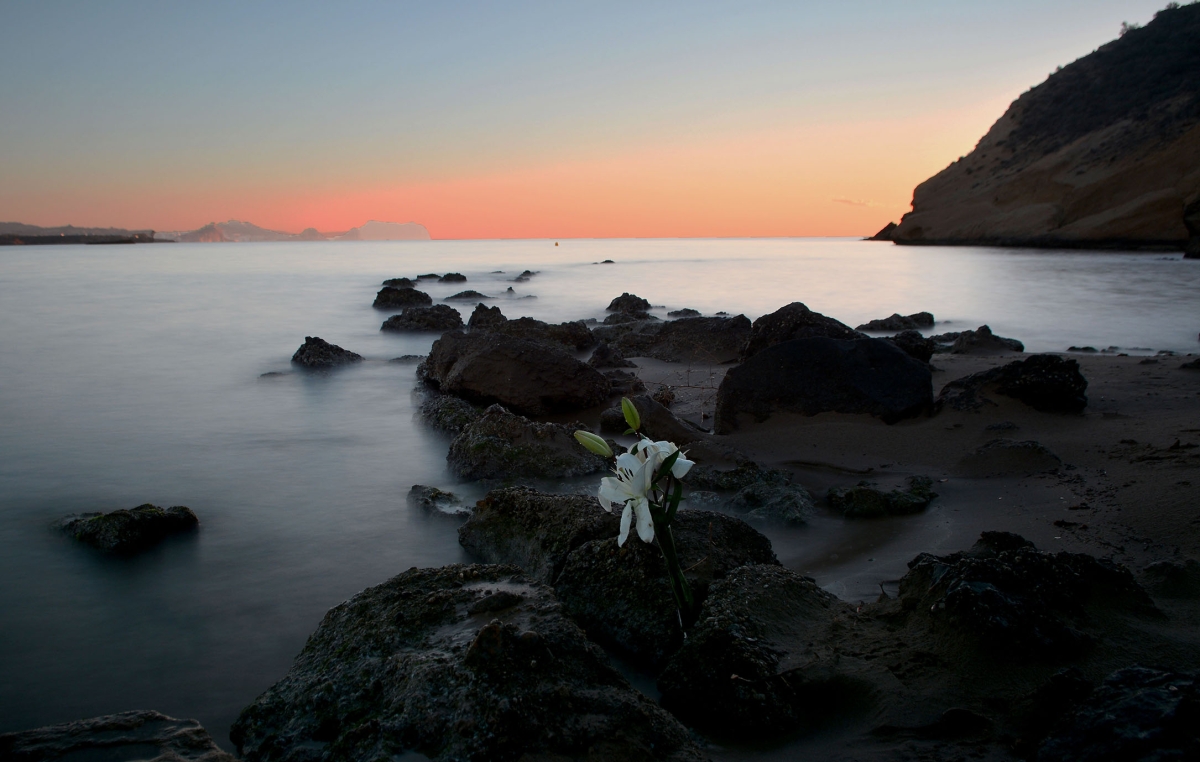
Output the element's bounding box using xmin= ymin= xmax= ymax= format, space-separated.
xmin=0 ymin=1 xmax=1171 ymax=239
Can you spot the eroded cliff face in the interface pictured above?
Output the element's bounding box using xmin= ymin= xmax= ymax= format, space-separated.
xmin=892 ymin=4 xmax=1200 ymax=253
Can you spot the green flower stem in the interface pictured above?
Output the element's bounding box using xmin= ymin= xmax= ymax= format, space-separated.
xmin=653 ymin=518 xmax=694 ymax=619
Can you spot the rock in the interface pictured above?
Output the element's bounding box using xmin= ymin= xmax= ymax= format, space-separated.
xmin=230 ymin=564 xmax=707 ymax=762
xmin=1068 ymin=345 xmax=1098 ymax=352
xmin=899 ymin=532 xmax=1155 ymax=658
xmin=651 ymin=385 xmax=675 ymax=407
xmin=668 ymin=308 xmax=701 ymax=317
xmin=382 ymin=276 xmax=415 ymax=288
xmin=828 ymin=476 xmax=938 ymax=518
xmin=714 ymin=338 xmax=933 ymax=432
xmin=855 ymin=312 xmax=935 ymax=332
xmin=407 ymin=485 xmax=467 ymax=516
xmin=957 ymin=439 xmax=1063 ymax=476
xmin=467 ymin=303 xmax=506 ymax=330
xmin=554 ymin=510 xmax=779 ymax=666
xmin=417 ymin=273 xmax=439 ymax=280
xmin=1181 ymin=358 xmax=1200 ymax=370
xmin=438 ymin=272 xmax=467 ymax=282
xmin=588 ymin=341 xmax=637 ymax=369
xmin=606 ymin=292 xmax=651 ymax=312
xmin=599 ymin=405 xmax=630 ymax=433
xmin=388 ymin=354 xmax=425 ymax=363
xmin=1142 ymin=558 xmax=1200 ymax=598
xmin=492 ymin=317 xmax=596 ymax=351
xmin=869 ymin=221 xmax=898 ymax=241
xmin=885 ymin=329 xmax=937 ymax=363
xmin=290 ymin=336 xmax=363 ymax=368
xmin=623 ymin=394 xmax=706 ymax=446
xmin=657 ymin=564 xmax=876 ymax=740
xmin=0 ymin=710 xmax=236 ymax=762
xmin=603 ymin=310 xmax=654 ymax=325
xmin=601 ymin=315 xmax=752 ymax=364
xmin=602 ymin=368 xmax=646 ymax=396
xmin=741 ymin=302 xmax=865 ymax=359
xmin=685 ymin=461 xmax=792 ymax=492
xmin=447 ymin=405 xmax=607 ymax=480
xmin=59 ymin=504 xmax=198 ymax=554
xmin=372 ymin=286 xmax=433 ymax=310
xmin=420 ymin=394 xmax=483 ymax=435
xmin=727 ymin=482 xmax=814 ymax=524
xmin=418 ymin=331 xmax=610 ymax=416
xmin=937 ymin=354 xmax=1088 ymax=412
xmin=1037 ymin=667 xmax=1200 ymax=762
xmin=380 ymin=304 xmax=464 ymax=332
xmin=513 ymin=269 xmax=537 ymax=282
xmin=445 ymin=290 xmax=490 ymax=301
xmin=949 ymin=325 xmax=1025 ymax=354
xmin=459 ymin=487 xmax=619 ymax=583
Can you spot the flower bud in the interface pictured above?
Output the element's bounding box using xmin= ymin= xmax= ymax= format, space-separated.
xmin=574 ymin=430 xmax=613 ymax=457
xmin=621 ymin=397 xmax=641 ymax=432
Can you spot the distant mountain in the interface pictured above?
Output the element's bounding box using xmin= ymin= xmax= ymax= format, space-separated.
xmin=0 ymin=222 xmax=152 ymax=237
xmin=172 ymin=220 xmax=325 ymax=243
xmin=0 ymin=221 xmax=157 ymax=245
xmin=336 ymin=220 xmax=431 ymax=241
xmin=887 ymin=3 xmax=1200 ymax=256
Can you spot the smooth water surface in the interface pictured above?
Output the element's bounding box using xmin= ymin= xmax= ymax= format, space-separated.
xmin=1 ymin=238 xmax=1196 ymax=744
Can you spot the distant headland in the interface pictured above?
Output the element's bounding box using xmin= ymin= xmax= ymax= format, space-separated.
xmin=0 ymin=219 xmax=432 ymax=245
xmin=0 ymin=222 xmax=159 ymax=246
xmin=874 ymin=3 xmax=1200 ymax=257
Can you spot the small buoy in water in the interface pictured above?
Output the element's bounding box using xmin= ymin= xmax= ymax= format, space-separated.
xmin=554 ymin=242 xmax=558 ymax=246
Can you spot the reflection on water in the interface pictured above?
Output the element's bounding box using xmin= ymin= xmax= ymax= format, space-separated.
xmin=0 ymin=239 xmax=1196 ymax=744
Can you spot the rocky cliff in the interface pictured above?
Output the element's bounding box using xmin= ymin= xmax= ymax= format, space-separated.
xmin=891 ymin=3 xmax=1200 ymax=256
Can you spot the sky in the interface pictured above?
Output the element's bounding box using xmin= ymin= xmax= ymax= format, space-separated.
xmin=0 ymin=1 xmax=1176 ymax=239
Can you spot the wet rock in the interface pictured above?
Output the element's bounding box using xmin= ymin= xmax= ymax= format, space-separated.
xmin=459 ymin=486 xmax=619 ymax=584
xmin=599 ymin=405 xmax=631 ymax=433
xmin=420 ymin=394 xmax=483 ymax=435
xmin=607 ymin=292 xmax=652 ymax=312
xmin=1068 ymin=345 xmax=1098 ymax=352
xmin=0 ymin=710 xmax=236 ymax=762
xmin=445 ymin=290 xmax=490 ymax=301
xmin=418 ymin=331 xmax=610 ymax=416
xmin=438 ymin=272 xmax=467 ymax=282
xmin=554 ymin=510 xmax=780 ymax=667
xmin=685 ymin=461 xmax=792 ymax=492
xmin=899 ymin=532 xmax=1155 ymax=659
xmin=949 ymin=325 xmax=1025 ymax=355
xmin=1142 ymin=558 xmax=1200 ymax=598
xmin=658 ymin=564 xmax=879 ymax=740
xmin=884 ymin=329 xmax=937 ymax=363
xmin=668 ymin=308 xmax=701 ymax=318
xmin=493 ymin=317 xmax=596 ymax=351
xmin=230 ymin=564 xmax=707 ymax=762
xmin=600 ymin=315 xmax=752 ymax=364
xmin=828 ymin=476 xmax=937 ymax=518
xmin=290 ymin=336 xmax=363 ymax=368
xmin=382 ymin=276 xmax=415 ymax=288
xmin=447 ymin=405 xmax=607 ymax=480
xmin=623 ymin=394 xmax=706 ymax=445
xmin=727 ymin=482 xmax=814 ymax=525
xmin=59 ymin=504 xmax=198 ymax=554
xmin=373 ymin=286 xmax=433 ymax=310
xmin=714 ymin=337 xmax=933 ymax=432
xmin=1037 ymin=666 xmax=1200 ymax=762
xmin=407 ymin=485 xmax=468 ymax=516
xmin=603 ymin=310 xmax=654 ymax=325
xmin=380 ymin=304 xmax=465 ymax=332
xmin=856 ymin=312 xmax=935 ymax=332
xmin=588 ymin=341 xmax=637 ymax=369
xmin=1181 ymin=357 xmax=1200 ymax=370
xmin=937 ymin=354 xmax=1088 ymax=413
xmin=467 ymin=303 xmax=506 ymax=331
xmin=957 ymin=439 xmax=1062 ymax=476
xmin=388 ymin=354 xmax=425 ymax=363
xmin=512 ymin=269 xmax=537 ymax=282
xmin=603 ymin=368 xmax=646 ymax=396
xmin=741 ymin=302 xmax=865 ymax=359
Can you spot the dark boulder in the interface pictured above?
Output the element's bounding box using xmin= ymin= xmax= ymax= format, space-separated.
xmin=714 ymin=337 xmax=933 ymax=432
xmin=606 ymin=292 xmax=651 ymax=312
xmin=0 ymin=710 xmax=236 ymax=762
xmin=667 ymin=308 xmax=701 ymax=317
xmin=59 ymin=504 xmax=198 ymax=554
xmin=418 ymin=331 xmax=609 ymax=416
xmin=603 ymin=310 xmax=654 ymax=325
xmin=467 ymin=303 xmax=506 ymax=331
xmin=899 ymin=532 xmax=1156 ymax=659
xmin=602 ymin=368 xmax=646 ymax=396
xmin=685 ymin=461 xmax=792 ymax=491
xmin=742 ymin=302 xmax=865 ymax=359
xmin=407 ymin=485 xmax=467 ymax=516
xmin=601 ymin=315 xmax=752 ymax=364
xmin=949 ymin=325 xmax=1025 ymax=354
xmin=937 ymin=354 xmax=1088 ymax=412
xmin=445 ymin=290 xmax=490 ymax=301
xmin=1037 ymin=667 xmax=1200 ymax=762
xmin=493 ymin=317 xmax=596 ymax=351
xmin=230 ymin=564 xmax=707 ymax=762
xmin=373 ymin=286 xmax=433 ymax=310
xmin=380 ymin=304 xmax=464 ymax=332
xmin=856 ymin=312 xmax=935 ymax=332
xmin=588 ymin=341 xmax=637 ymax=369
xmin=869 ymin=221 xmax=898 ymax=241
xmin=438 ymin=272 xmax=467 ymax=282
xmin=828 ymin=476 xmax=937 ymax=518
xmin=1142 ymin=558 xmax=1200 ymax=598
xmin=884 ymin=329 xmax=937 ymax=363
xmin=1180 ymin=357 xmax=1200 ymax=369
xmin=290 ymin=336 xmax=363 ymax=368
xmin=727 ymin=482 xmax=814 ymax=525
xmin=381 ymin=276 xmax=415 ymax=288
xmin=446 ymin=405 xmax=607 ymax=480
xmin=419 ymin=393 xmax=482 ymax=435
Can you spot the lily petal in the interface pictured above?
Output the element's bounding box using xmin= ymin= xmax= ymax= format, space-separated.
xmin=670 ymin=453 xmax=694 ymax=479
xmin=633 ymin=498 xmax=655 ymax=543
xmin=618 ymin=503 xmax=633 ymax=547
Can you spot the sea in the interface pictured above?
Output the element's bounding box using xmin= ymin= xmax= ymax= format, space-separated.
xmin=1 ymin=238 xmax=1197 ymax=749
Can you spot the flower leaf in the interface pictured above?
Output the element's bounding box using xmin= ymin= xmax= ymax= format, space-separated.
xmin=665 ymin=480 xmax=683 ymax=524
xmin=621 ymin=397 xmax=641 ymax=432
xmin=655 ymin=449 xmax=681 ymax=481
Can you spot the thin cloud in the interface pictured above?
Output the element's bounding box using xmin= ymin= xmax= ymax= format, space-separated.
xmin=832 ymin=198 xmax=876 ymax=208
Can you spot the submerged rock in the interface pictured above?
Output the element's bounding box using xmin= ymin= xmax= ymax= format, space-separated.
xmin=372 ymin=286 xmax=433 ymax=310
xmin=938 ymin=354 xmax=1088 ymax=412
xmin=382 ymin=276 xmax=415 ymax=288
xmin=856 ymin=312 xmax=935 ymax=332
xmin=380 ymin=304 xmax=464 ymax=332
xmin=828 ymin=476 xmax=938 ymax=518
xmin=418 ymin=331 xmax=609 ymax=416
xmin=957 ymin=438 xmax=1063 ymax=476
xmin=445 ymin=290 xmax=490 ymax=301
xmin=668 ymin=308 xmax=701 ymax=318
xmin=438 ymin=272 xmax=467 ymax=283
xmin=407 ymin=485 xmax=467 ymax=516
xmin=606 ymin=292 xmax=652 ymax=312
xmin=0 ymin=710 xmax=236 ymax=762
xmin=446 ymin=405 xmax=606 ymax=480
xmin=727 ymin=482 xmax=814 ymax=525
xmin=59 ymin=504 xmax=198 ymax=554
xmin=419 ymin=394 xmax=483 ymax=435
xmin=714 ymin=337 xmax=933 ymax=431
xmin=685 ymin=461 xmax=793 ymax=492
xmin=230 ymin=564 xmax=707 ymax=762
xmin=596 ymin=315 xmax=751 ymax=364
xmin=290 ymin=336 xmax=363 ymax=368
xmin=741 ymin=302 xmax=865 ymax=359
xmin=947 ymin=325 xmax=1025 ymax=355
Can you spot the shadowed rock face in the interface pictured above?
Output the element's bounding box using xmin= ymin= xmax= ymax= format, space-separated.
xmin=892 ymin=4 xmax=1200 ymax=250
xmin=0 ymin=710 xmax=236 ymax=762
xmin=59 ymin=504 xmax=198 ymax=554
xmin=230 ymin=564 xmax=707 ymax=762
xmin=594 ymin=315 xmax=751 ymax=364
xmin=937 ymin=354 xmax=1088 ymax=413
xmin=742 ymin=302 xmax=865 ymax=359
xmin=447 ymin=405 xmax=607 ymax=481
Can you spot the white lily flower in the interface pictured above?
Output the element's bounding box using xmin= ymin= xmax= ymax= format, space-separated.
xmin=597 ymin=451 xmax=656 ymax=546
xmin=631 ymin=437 xmax=694 ymax=480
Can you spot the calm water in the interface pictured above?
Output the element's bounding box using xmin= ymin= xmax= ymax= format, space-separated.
xmin=1 ymin=238 xmax=1197 ymax=746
